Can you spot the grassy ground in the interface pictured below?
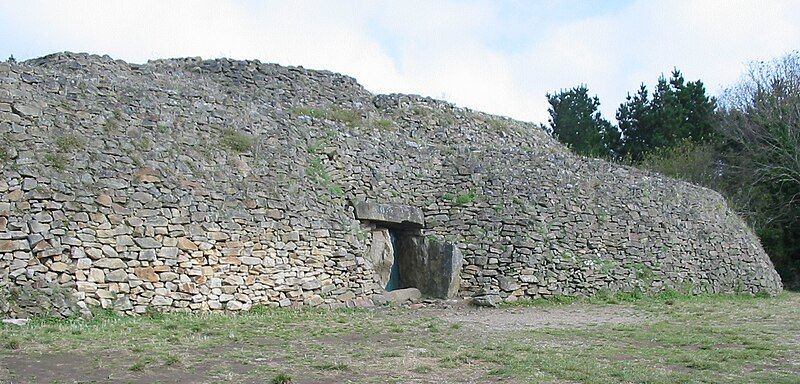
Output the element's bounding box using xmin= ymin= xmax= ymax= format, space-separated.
xmin=1 ymin=292 xmax=798 ymax=383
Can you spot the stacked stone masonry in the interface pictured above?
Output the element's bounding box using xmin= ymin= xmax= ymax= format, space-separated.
xmin=0 ymin=53 xmax=783 ymax=317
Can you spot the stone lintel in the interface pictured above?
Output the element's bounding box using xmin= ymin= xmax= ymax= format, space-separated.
xmin=354 ymin=202 xmax=424 ymax=228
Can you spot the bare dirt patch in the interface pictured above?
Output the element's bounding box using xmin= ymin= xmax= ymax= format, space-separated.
xmin=427 ymin=303 xmax=648 ymax=331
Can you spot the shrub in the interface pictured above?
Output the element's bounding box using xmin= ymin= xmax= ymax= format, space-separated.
xmin=638 ymin=139 xmax=718 ymax=186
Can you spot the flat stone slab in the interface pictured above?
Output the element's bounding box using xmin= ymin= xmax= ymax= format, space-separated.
xmin=354 ymin=202 xmax=424 ymax=228
xmin=386 ymin=288 xmax=421 ymax=303
xmin=2 ymin=319 xmax=30 ymax=326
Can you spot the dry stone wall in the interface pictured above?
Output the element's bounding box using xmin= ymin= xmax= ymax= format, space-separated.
xmin=0 ymin=53 xmax=782 ymax=317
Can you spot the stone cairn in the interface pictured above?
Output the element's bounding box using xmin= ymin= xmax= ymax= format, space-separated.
xmin=0 ymin=52 xmax=782 ymax=317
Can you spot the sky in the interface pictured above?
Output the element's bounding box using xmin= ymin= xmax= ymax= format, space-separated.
xmin=1 ymin=0 xmax=798 ymax=123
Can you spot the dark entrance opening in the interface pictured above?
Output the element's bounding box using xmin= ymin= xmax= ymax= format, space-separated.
xmin=386 ymin=231 xmax=401 ymax=291
xmin=354 ymin=201 xmax=463 ymax=299
xmin=386 ymin=228 xmax=462 ymax=298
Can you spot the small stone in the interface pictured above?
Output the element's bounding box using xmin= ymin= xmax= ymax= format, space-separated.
xmin=12 ymin=103 xmax=42 ymax=117
xmin=386 ymin=288 xmax=421 ymax=304
xmin=22 ymin=178 xmax=38 ymax=191
xmin=2 ymin=319 xmax=30 ymax=326
xmin=177 ymin=237 xmax=198 ymax=251
xmin=471 ymin=294 xmax=502 ymax=308
xmin=159 ymin=272 xmax=179 ymax=281
xmin=134 ymin=267 xmax=159 ymax=282
xmin=134 ymin=237 xmax=161 ymax=249
xmin=94 ymin=258 xmax=126 ymax=269
xmin=101 ymin=245 xmax=119 ymax=258
xmin=301 ymin=280 xmax=321 ymax=290
xmin=96 ymin=194 xmax=112 ymax=207
xmin=152 ymin=296 xmax=173 ymax=306
xmin=139 ymin=249 xmax=156 ymax=261
xmin=106 ymin=270 xmax=128 ymax=282
xmin=239 ymin=256 xmax=262 ymax=266
xmin=50 ymin=262 xmax=69 ymax=272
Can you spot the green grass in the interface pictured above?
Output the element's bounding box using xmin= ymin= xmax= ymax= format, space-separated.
xmin=43 ymin=153 xmax=68 ymax=171
xmin=220 ymin=128 xmax=254 ymax=153
xmin=40 ymin=133 xmax=84 ymax=170
xmin=442 ymin=191 xmax=478 ymax=206
xmin=1 ymin=293 xmax=798 ymax=383
xmin=312 ymin=361 xmax=349 ymax=371
xmin=292 ymin=106 xmax=362 ymax=127
xmin=270 ymin=372 xmax=292 ymax=384
xmin=54 ymin=134 xmax=83 ymax=152
xmin=373 ymin=118 xmax=395 ymax=130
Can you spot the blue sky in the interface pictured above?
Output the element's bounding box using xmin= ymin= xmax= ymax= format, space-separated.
xmin=1 ymin=0 xmax=798 ymax=123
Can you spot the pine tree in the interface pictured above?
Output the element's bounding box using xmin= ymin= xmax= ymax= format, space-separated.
xmin=547 ymin=85 xmax=620 ymax=159
xmin=617 ymin=69 xmax=716 ymax=160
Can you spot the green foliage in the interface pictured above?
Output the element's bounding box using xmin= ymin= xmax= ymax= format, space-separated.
xmin=220 ymin=129 xmax=254 ymax=153
xmin=488 ymin=118 xmax=511 ymax=131
xmin=270 ymin=373 xmax=292 ymax=384
xmin=0 ymin=134 xmax=10 ymax=163
xmin=638 ymin=139 xmax=719 ymax=186
xmin=373 ymin=118 xmax=395 ymax=130
xmin=293 ymin=106 xmax=362 ymax=128
xmin=44 ymin=153 xmax=68 ymax=171
xmin=129 ymin=359 xmax=149 ymax=371
xmin=42 ymin=134 xmax=84 ymax=171
xmin=443 ymin=191 xmax=476 ymax=206
xmin=3 ymin=338 xmax=20 ymax=350
xmin=453 ymin=192 xmax=476 ymax=206
xmin=547 ymin=85 xmax=620 ymax=159
xmin=305 ymin=156 xmax=329 ymax=183
xmin=306 ymin=154 xmax=344 ymax=197
xmin=54 ymin=134 xmax=83 ymax=152
xmin=617 ymin=69 xmax=716 ymax=161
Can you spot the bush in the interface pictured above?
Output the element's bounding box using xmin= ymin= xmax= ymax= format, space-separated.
xmin=638 ymin=139 xmax=719 ymax=186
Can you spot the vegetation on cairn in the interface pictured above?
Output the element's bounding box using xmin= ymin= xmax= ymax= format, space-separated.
xmin=547 ymin=52 xmax=800 ymax=289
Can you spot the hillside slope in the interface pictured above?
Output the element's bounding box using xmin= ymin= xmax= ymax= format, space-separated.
xmin=0 ymin=53 xmax=782 ymax=317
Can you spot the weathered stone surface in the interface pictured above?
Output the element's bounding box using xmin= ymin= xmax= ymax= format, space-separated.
xmin=354 ymin=202 xmax=424 ymax=228
xmin=391 ymin=235 xmax=463 ymax=299
xmin=386 ymin=288 xmax=421 ymax=303
xmin=240 ymin=257 xmax=262 ymax=266
xmin=50 ymin=262 xmax=69 ymax=272
xmin=94 ymin=258 xmax=126 ymax=269
xmin=134 ymin=237 xmax=161 ymax=249
xmin=105 ymin=270 xmax=128 ymax=282
xmin=11 ymin=103 xmax=41 ymax=117
xmin=134 ymin=267 xmax=159 ymax=282
xmin=177 ymin=238 xmax=198 ymax=251
xmin=367 ymin=228 xmax=394 ymax=288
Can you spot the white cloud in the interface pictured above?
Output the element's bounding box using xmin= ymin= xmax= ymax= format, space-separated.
xmin=1 ymin=0 xmax=799 ymax=123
